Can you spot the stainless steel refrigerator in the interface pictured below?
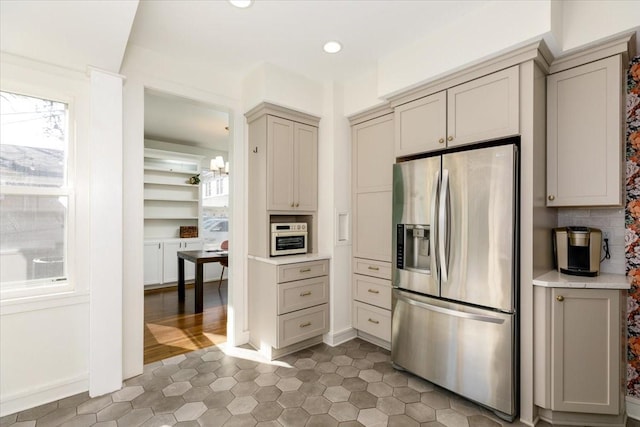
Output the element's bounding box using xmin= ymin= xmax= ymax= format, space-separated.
xmin=391 ymin=141 xmax=518 ymax=420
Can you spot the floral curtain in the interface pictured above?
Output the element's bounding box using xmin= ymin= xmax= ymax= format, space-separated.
xmin=626 ymin=55 xmax=640 ymax=399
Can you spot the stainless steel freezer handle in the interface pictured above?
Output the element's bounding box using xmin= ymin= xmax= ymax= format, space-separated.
xmin=438 ymin=169 xmax=449 ymax=283
xmin=395 ymin=291 xmax=505 ymax=324
xmin=430 ymin=170 xmax=440 ymax=283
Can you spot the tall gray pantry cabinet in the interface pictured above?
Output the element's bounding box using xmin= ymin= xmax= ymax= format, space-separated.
xmin=349 ymin=108 xmax=395 ymax=347
xmin=245 ymin=103 xmax=329 ymax=360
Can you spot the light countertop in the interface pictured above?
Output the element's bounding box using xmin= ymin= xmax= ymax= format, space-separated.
xmin=533 ymin=269 xmax=631 ymax=289
xmin=248 ymin=253 xmax=331 ymax=265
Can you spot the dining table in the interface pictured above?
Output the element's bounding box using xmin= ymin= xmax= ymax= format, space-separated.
xmin=177 ymin=250 xmax=228 ymax=313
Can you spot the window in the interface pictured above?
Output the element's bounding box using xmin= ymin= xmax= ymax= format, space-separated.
xmin=0 ymin=90 xmax=72 ymax=298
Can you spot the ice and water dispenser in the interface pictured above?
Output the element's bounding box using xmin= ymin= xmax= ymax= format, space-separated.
xmin=396 ymin=224 xmax=431 ymax=274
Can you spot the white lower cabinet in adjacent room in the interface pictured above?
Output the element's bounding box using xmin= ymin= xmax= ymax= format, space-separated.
xmin=248 ymin=256 xmax=330 ymax=360
xmin=143 ymin=240 xmax=163 ymax=286
xmin=144 ymin=238 xmax=228 ymax=287
xmin=162 ymin=239 xmax=203 ymax=283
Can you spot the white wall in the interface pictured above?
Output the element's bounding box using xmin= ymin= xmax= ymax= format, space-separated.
xmin=0 ymin=54 xmax=92 ymax=417
xmin=376 ymin=0 xmax=552 ymax=99
xmin=560 ymin=1 xmax=640 ymax=52
xmin=242 ymin=62 xmax=324 ymax=114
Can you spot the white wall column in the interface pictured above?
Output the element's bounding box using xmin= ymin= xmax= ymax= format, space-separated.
xmin=89 ymin=68 xmax=124 ymax=396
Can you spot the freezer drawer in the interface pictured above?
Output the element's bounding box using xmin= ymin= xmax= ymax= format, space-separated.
xmin=391 ymin=289 xmax=515 ymax=418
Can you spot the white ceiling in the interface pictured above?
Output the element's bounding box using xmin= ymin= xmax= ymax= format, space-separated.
xmin=144 ymin=90 xmax=230 ymax=152
xmin=127 ymin=0 xmax=490 ymax=83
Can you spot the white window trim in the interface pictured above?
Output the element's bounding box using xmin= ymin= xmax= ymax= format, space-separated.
xmin=0 ymin=85 xmax=77 ymax=303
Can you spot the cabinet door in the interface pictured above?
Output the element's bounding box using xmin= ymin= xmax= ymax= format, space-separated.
xmin=182 ymin=239 xmax=203 ymax=280
xmin=551 ymin=288 xmax=620 ymax=414
xmin=267 ymin=116 xmax=295 ymax=210
xmin=293 ymin=122 xmax=318 ymax=211
xmin=546 ymin=56 xmax=622 ymax=207
xmin=395 ymin=91 xmax=446 ymax=157
xmin=353 ymin=114 xmax=394 ymax=192
xmin=162 ymin=241 xmax=181 ymax=283
xmin=143 ymin=241 xmax=163 ymax=285
xmin=354 ymin=191 xmax=392 ymax=262
xmin=447 ymin=66 xmax=519 ymax=148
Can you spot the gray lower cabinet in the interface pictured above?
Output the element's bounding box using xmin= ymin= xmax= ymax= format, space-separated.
xmin=534 ymin=286 xmax=626 ymax=425
xmin=249 ymin=257 xmax=329 ymax=359
xmin=352 ymin=258 xmax=392 ymax=346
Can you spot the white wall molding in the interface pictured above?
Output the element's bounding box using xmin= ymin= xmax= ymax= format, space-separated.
xmin=0 ymin=374 xmax=88 ymax=417
xmin=628 ymin=396 xmax=640 ymax=421
xmin=357 ymin=331 xmax=390 ymax=351
xmin=0 ymin=292 xmax=89 ymax=315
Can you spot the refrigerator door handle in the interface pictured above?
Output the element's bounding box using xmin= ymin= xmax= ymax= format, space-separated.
xmin=395 ymin=292 xmax=505 ymax=324
xmin=438 ymin=169 xmax=449 ymax=283
xmin=430 ymin=170 xmax=440 ymax=283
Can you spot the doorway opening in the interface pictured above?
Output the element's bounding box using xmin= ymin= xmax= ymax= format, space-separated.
xmin=142 ymin=89 xmax=231 ymax=364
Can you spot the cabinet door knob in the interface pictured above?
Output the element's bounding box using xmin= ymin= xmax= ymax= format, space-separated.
xmin=447 ymin=136 xmax=453 ymax=142
xmin=548 ymin=195 xmax=555 ymax=201
xmin=290 ymin=203 xmax=295 ymax=207
xmin=368 ymin=318 xmax=380 ymax=324
xmin=300 ymin=291 xmax=312 ymax=297
xmin=299 ymin=268 xmax=311 ymax=273
xmin=367 ymin=289 xmax=380 ymax=294
xmin=299 ymin=321 xmax=312 ymax=328
xmin=367 ymin=266 xmax=379 ymax=271
xmin=295 ymin=203 xmax=299 ymax=207
xmin=556 ymin=295 xmax=564 ymax=302
xmin=439 ymin=138 xmax=445 ymax=144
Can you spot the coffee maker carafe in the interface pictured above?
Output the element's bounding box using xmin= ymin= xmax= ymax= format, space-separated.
xmin=552 ymin=226 xmax=602 ymax=277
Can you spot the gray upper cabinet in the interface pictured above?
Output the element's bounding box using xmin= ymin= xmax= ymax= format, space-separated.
xmin=394 ymin=66 xmax=520 ymax=157
xmin=267 ymin=116 xmax=318 ymax=211
xmin=546 ymin=55 xmax=623 ymax=207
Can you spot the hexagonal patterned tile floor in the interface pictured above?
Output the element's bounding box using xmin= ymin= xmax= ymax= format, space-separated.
xmin=1 ymin=338 xmax=629 ymax=427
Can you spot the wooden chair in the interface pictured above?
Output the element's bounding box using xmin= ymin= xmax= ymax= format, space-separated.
xmin=218 ymin=240 xmax=228 ymax=289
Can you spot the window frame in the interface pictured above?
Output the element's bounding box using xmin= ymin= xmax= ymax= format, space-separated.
xmin=0 ymin=85 xmax=76 ymax=301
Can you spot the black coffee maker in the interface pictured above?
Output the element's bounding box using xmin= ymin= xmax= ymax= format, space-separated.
xmin=552 ymin=226 xmax=602 ymax=277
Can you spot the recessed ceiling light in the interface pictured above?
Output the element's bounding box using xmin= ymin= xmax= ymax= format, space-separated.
xmin=229 ymin=0 xmax=252 ymax=8
xmin=323 ymin=41 xmax=342 ymax=54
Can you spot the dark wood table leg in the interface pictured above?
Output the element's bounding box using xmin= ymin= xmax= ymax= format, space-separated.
xmin=178 ymin=257 xmax=186 ymax=302
xmin=195 ymin=263 xmax=204 ymax=313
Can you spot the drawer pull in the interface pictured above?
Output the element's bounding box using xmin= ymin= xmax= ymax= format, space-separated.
xmin=368 ymin=318 xmax=380 ymax=324
xmin=299 ymin=321 xmax=312 ymax=328
xmin=367 ymin=266 xmax=379 ymax=271
xmin=367 ymin=289 xmax=380 ymax=294
xmin=300 ymin=291 xmax=312 ymax=297
xmin=299 ymin=268 xmax=311 ymax=273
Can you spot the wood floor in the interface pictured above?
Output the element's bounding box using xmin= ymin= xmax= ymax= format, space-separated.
xmin=144 ymin=280 xmax=227 ymax=364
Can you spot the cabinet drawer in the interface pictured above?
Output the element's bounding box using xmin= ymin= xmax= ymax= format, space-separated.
xmin=354 ymin=301 xmax=391 ymax=342
xmin=353 ymin=258 xmax=391 ymax=280
xmin=278 ymin=260 xmax=328 ymax=283
xmin=278 ymin=304 xmax=329 ymax=348
xmin=278 ymin=276 xmax=329 ymax=315
xmin=353 ymin=274 xmax=392 ymax=310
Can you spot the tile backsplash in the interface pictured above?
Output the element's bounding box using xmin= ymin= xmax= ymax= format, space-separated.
xmin=557 ymin=207 xmax=625 ymax=274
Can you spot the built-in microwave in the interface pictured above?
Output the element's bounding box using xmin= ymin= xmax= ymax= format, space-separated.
xmin=271 ymin=223 xmax=308 ymax=256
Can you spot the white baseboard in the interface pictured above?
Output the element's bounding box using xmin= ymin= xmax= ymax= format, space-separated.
xmin=628 ymin=395 xmax=640 ymax=421
xmin=0 ymin=374 xmax=89 ymax=417
xmin=324 ymin=327 xmax=357 ymax=347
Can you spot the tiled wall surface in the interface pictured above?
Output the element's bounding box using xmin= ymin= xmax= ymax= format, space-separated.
xmin=557 ymin=207 xmax=626 ymax=274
